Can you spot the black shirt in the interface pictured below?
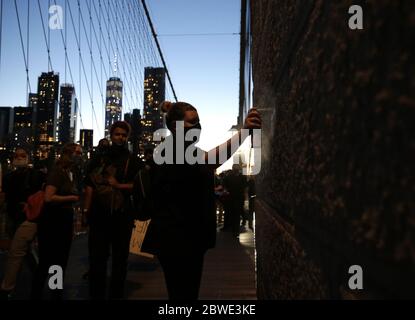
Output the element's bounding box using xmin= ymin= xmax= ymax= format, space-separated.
xmin=47 ymin=166 xmax=78 ymax=196
xmin=224 ymin=171 xmax=247 ymax=202
xmin=3 ymin=167 xmax=45 ymax=224
xmin=85 ymin=145 xmax=141 ymax=215
xmin=143 ymin=147 xmax=216 ymax=255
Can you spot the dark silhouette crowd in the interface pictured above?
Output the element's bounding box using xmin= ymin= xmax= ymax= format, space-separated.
xmin=0 ymin=102 xmax=261 ymax=300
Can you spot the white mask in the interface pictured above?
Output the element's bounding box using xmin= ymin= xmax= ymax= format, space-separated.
xmin=13 ymin=158 xmax=29 ymax=168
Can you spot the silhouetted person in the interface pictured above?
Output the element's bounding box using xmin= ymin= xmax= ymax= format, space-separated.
xmin=31 ymin=143 xmax=82 ymax=300
xmin=223 ymin=164 xmax=247 ymax=237
xmin=84 ymin=121 xmax=140 ymax=299
xmin=219 ymin=170 xmax=232 ymax=232
xmin=143 ymin=146 xmax=156 ymax=171
xmin=243 ymin=176 xmax=255 ymax=230
xmin=0 ymin=148 xmax=45 ymax=299
xmin=142 ymin=101 xmax=261 ymax=300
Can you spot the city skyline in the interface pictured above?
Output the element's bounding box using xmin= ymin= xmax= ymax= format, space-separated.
xmin=0 ymin=0 xmax=241 ymax=150
xmin=0 ymin=68 xmax=154 ymax=160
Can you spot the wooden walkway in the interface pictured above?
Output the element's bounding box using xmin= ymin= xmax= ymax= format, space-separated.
xmin=63 ymin=227 xmax=257 ymax=300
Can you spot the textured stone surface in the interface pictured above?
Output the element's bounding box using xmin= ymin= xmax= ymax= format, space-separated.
xmin=251 ymin=0 xmax=415 ymax=299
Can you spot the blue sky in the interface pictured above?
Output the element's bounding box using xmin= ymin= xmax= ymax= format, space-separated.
xmin=0 ymin=0 xmax=241 ymax=150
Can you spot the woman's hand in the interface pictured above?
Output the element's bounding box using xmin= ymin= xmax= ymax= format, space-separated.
xmin=44 ymin=185 xmax=80 ymax=204
xmin=69 ymin=195 xmax=80 ymax=203
xmin=107 ymin=176 xmax=120 ymax=189
xmin=243 ymin=108 xmax=262 ymax=130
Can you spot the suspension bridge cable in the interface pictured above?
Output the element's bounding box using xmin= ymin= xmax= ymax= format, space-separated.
xmin=89 ymin=0 xmax=93 ymax=114
xmin=140 ymin=0 xmax=177 ymax=102
xmin=137 ymin=4 xmax=158 ymax=67
xmin=123 ymin=0 xmax=139 ymax=112
xmin=90 ymin=0 xmax=110 ymax=78
xmin=142 ymin=1 xmax=163 ymax=67
xmin=102 ymin=0 xmax=132 ymax=114
xmin=48 ymin=0 xmax=50 ymax=71
xmin=137 ymin=2 xmax=172 ymax=101
xmin=78 ymin=0 xmax=109 ymax=113
xmin=78 ymin=0 xmax=83 ymax=129
xmin=158 ymin=32 xmax=240 ymax=37
xmin=106 ymin=0 xmax=111 ymax=75
xmin=67 ymin=0 xmax=102 ymax=134
xmin=127 ymin=1 xmax=146 ymax=108
xmin=52 ymin=0 xmax=84 ymax=129
xmin=91 ymin=0 xmax=109 ymax=122
xmin=14 ymin=0 xmax=32 ymax=94
xmin=119 ymin=0 xmax=139 ymax=112
xmin=36 ymin=0 xmax=53 ymax=73
xmin=140 ymin=3 xmax=158 ymax=67
xmin=26 ymin=0 xmax=30 ymax=99
xmin=128 ymin=3 xmax=146 ymax=110
xmin=64 ymin=0 xmax=67 ymax=83
xmin=0 ymin=0 xmax=3 ymax=77
xmin=98 ymin=0 xmax=104 ymax=122
xmin=76 ymin=0 xmax=100 ymax=133
xmin=102 ymin=0 xmax=136 ymax=114
xmin=86 ymin=0 xmax=110 ymax=117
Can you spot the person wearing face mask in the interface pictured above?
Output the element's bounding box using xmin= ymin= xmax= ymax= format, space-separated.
xmin=141 ymin=101 xmax=262 ymax=300
xmin=2 ymin=148 xmax=44 ymax=235
xmin=83 ymin=121 xmax=141 ymax=300
xmin=0 ymin=148 xmax=45 ymax=299
xmin=31 ymin=143 xmax=82 ymax=300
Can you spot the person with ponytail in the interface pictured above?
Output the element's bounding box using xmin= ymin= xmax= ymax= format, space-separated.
xmin=142 ymin=101 xmax=261 ymax=300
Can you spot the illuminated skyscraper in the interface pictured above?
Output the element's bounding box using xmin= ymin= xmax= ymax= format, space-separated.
xmin=0 ymin=107 xmax=13 ymax=161
xmin=28 ymin=93 xmax=38 ymax=138
xmin=12 ymin=106 xmax=33 ymax=149
xmin=124 ymin=109 xmax=142 ymax=156
xmin=0 ymin=107 xmax=13 ymax=145
xmin=58 ymin=84 xmax=78 ymax=143
xmin=80 ymin=129 xmax=94 ymax=157
xmin=105 ymin=77 xmax=123 ymax=138
xmin=140 ymin=67 xmax=165 ymax=151
xmin=34 ymin=72 xmax=59 ymax=159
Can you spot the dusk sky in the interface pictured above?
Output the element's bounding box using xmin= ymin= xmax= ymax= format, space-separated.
xmin=0 ymin=0 xmax=242 ymax=154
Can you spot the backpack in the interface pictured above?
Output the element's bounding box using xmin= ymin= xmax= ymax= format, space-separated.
xmin=132 ymin=166 xmax=154 ymax=221
xmin=24 ymin=190 xmax=45 ymax=222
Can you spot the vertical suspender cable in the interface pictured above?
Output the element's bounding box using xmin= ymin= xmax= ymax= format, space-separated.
xmin=78 ymin=0 xmax=83 ymax=129
xmin=99 ymin=0 xmax=104 ymax=121
xmin=48 ymin=0 xmax=51 ymax=71
xmin=15 ymin=0 xmax=32 ymax=93
xmin=90 ymin=0 xmax=93 ymax=125
xmin=26 ymin=0 xmax=30 ymax=99
xmin=0 ymin=0 xmax=3 ymax=78
xmin=65 ymin=0 xmax=67 ymax=83
xmin=37 ymin=0 xmax=53 ymax=73
xmin=140 ymin=0 xmax=178 ymax=102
